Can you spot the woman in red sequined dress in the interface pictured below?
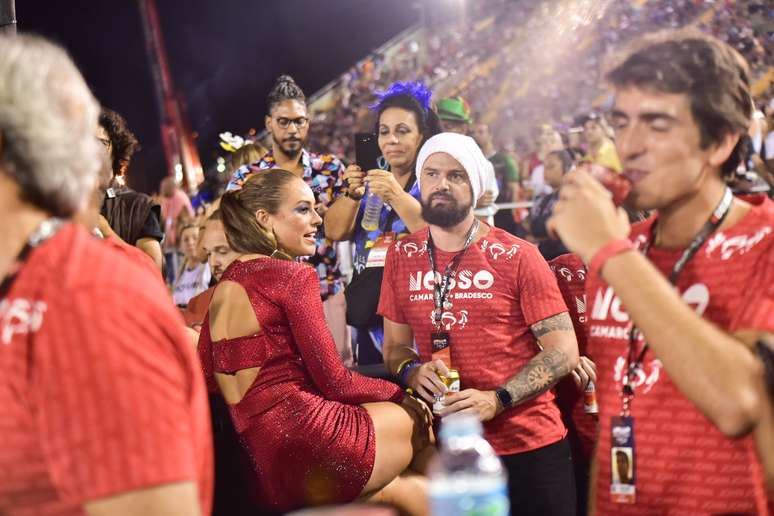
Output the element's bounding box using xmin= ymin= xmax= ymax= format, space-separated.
xmin=198 ymin=169 xmax=432 ymax=514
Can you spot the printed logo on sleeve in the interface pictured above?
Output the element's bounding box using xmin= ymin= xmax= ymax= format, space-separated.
xmin=0 ymin=298 xmax=47 ymax=345
xmin=704 ymin=226 xmax=771 ymax=260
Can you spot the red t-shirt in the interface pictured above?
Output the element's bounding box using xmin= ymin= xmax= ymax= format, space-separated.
xmin=0 ymin=224 xmax=212 ymax=516
xmin=378 ymin=224 xmax=568 ymax=455
xmin=588 ymin=195 xmax=773 ymax=515
xmin=549 ymin=253 xmax=597 ymax=465
xmin=181 ymin=286 xmax=215 ymax=328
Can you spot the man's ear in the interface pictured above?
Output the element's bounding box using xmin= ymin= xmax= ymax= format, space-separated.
xmin=708 ymin=131 xmax=741 ymax=169
xmin=265 ymin=115 xmax=272 ymax=135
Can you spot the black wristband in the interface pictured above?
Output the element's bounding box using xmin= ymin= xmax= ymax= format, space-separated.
xmin=495 ymin=387 xmax=513 ymax=409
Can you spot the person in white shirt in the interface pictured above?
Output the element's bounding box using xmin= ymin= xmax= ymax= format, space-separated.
xmin=172 ymin=223 xmax=211 ymax=306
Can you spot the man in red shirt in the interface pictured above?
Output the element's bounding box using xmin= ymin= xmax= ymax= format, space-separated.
xmin=0 ymin=34 xmax=212 ymax=516
xmin=549 ymin=29 xmax=772 ymax=514
xmin=379 ymin=132 xmax=580 ymax=515
xmin=549 ymin=253 xmax=598 ymax=516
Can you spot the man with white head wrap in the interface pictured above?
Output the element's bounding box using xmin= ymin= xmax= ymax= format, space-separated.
xmin=378 ymin=132 xmax=580 ymax=515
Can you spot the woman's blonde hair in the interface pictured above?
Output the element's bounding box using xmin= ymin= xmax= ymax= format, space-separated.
xmin=230 ymin=143 xmax=268 ymax=172
xmin=218 ymin=169 xmax=297 ymax=260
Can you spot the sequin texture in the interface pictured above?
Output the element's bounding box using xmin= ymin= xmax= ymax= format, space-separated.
xmin=198 ymin=258 xmax=404 ymax=512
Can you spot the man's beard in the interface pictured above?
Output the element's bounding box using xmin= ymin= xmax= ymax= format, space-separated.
xmin=421 ymin=193 xmax=472 ymax=227
xmin=273 ymin=133 xmax=303 ymax=159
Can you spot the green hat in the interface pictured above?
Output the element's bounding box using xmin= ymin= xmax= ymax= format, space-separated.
xmin=437 ymin=96 xmax=472 ymax=124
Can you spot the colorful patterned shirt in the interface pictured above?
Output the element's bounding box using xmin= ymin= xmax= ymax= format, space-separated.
xmin=227 ymin=148 xmax=346 ymax=300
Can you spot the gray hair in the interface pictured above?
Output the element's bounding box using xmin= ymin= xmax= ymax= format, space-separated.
xmin=0 ymin=34 xmax=101 ymax=217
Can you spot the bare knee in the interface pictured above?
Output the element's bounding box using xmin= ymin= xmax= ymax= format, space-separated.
xmin=361 ymin=402 xmax=417 ymax=494
xmin=360 ymin=474 xmax=429 ymax=516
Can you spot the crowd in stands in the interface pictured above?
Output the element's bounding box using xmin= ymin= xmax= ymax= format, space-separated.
xmin=297 ymin=0 xmax=774 ymax=189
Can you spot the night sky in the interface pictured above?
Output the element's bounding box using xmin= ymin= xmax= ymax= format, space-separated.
xmin=17 ymin=0 xmax=419 ymax=193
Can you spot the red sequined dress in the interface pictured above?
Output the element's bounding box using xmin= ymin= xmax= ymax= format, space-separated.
xmin=197 ymin=257 xmax=404 ymax=512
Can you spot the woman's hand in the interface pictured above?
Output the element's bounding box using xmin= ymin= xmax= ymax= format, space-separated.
xmin=343 ymin=164 xmax=366 ymax=200
xmin=364 ymin=170 xmax=404 ymax=205
xmin=400 ymin=393 xmax=434 ymax=445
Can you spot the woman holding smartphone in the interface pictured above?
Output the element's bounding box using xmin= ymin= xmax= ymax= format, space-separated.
xmin=325 ymin=81 xmax=442 ymax=363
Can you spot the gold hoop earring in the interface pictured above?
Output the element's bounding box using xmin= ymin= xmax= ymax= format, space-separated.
xmin=269 ymin=227 xmax=285 ymax=258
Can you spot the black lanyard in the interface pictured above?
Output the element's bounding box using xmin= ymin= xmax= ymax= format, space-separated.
xmin=427 ymin=219 xmax=480 ymax=331
xmin=621 ymin=187 xmax=734 ymax=414
xmin=0 ymin=218 xmax=63 ymax=299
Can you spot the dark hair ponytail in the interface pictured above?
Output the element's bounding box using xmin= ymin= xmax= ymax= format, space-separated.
xmin=218 ymin=169 xmax=297 ymax=260
xmin=266 ymin=74 xmax=306 ymax=113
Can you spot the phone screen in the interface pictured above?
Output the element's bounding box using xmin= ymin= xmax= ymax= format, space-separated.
xmin=354 ymin=132 xmax=383 ymax=171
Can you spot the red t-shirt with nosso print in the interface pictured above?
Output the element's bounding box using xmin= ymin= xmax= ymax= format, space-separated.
xmin=379 ymin=224 xmax=569 ymax=456
xmin=587 ymin=195 xmax=773 ymax=515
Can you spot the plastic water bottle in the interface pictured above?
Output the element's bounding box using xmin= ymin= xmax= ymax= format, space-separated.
xmin=360 ymin=189 xmax=383 ymax=231
xmin=429 ymin=414 xmax=510 ymax=516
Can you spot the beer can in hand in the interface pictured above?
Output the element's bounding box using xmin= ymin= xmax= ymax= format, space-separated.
xmin=433 ymin=369 xmax=461 ymax=415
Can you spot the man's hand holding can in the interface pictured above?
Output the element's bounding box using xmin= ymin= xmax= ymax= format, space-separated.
xmin=406 ymin=359 xmax=450 ymax=403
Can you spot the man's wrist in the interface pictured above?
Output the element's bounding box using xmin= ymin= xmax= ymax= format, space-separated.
xmin=588 ymin=238 xmax=634 ymax=279
xmin=397 ymin=360 xmax=421 ymax=387
xmin=389 ymin=189 xmax=410 ymax=207
xmin=494 ymin=387 xmax=512 ymax=413
xmin=395 ymin=357 xmax=416 ymax=376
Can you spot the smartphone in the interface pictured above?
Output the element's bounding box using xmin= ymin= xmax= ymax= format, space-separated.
xmin=354 ymin=132 xmax=383 ymax=171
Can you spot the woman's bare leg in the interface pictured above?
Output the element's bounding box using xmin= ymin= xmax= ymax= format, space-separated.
xmin=359 ymin=401 xmax=433 ymax=515
xmin=361 ymin=472 xmax=429 ymax=516
xmin=409 ymin=443 xmax=436 ymax=475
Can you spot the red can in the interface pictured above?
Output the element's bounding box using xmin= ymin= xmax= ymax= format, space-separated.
xmin=584 ymin=380 xmax=599 ymax=414
xmin=586 ymin=163 xmax=632 ymax=207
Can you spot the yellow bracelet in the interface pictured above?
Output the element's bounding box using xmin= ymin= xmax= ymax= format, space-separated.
xmin=395 ymin=358 xmax=417 ymax=377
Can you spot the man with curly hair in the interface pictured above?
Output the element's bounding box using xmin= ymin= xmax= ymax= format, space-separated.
xmin=98 ymin=108 xmax=164 ymax=270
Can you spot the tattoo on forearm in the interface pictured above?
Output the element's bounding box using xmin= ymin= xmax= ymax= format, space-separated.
xmin=530 ymin=312 xmax=573 ymax=339
xmin=503 ymin=348 xmax=572 ymax=406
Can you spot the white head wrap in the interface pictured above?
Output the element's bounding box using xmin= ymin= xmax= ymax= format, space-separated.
xmin=415 ymin=132 xmax=490 ymax=203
